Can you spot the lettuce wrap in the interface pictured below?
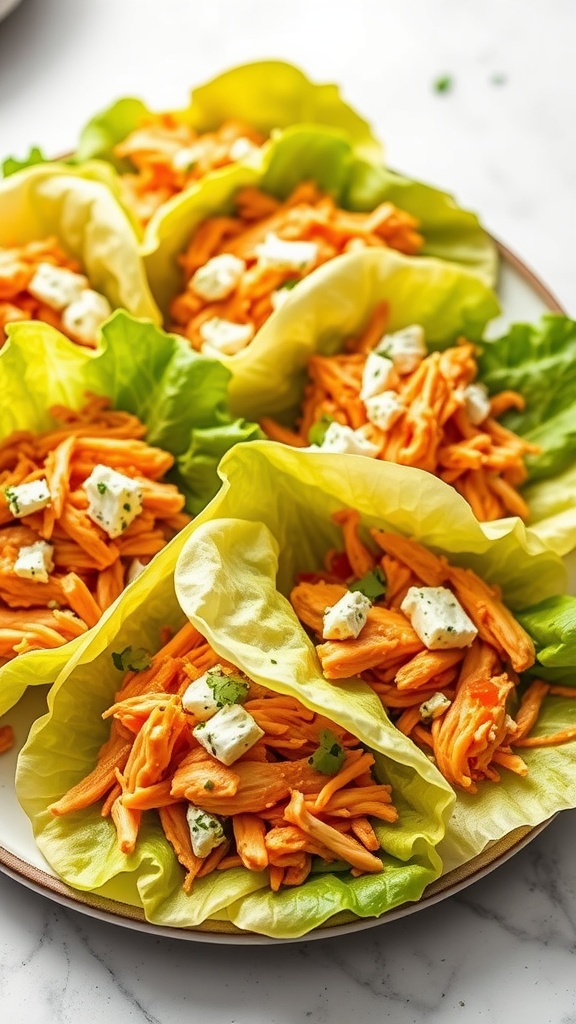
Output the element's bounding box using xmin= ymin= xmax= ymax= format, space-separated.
xmin=74 ymin=60 xmax=382 ymax=169
xmin=0 ymin=313 xmax=261 ymax=716
xmin=15 ymin=510 xmax=454 ymax=939
xmin=142 ymin=125 xmax=497 ymax=325
xmin=0 ymin=164 xmax=160 ymax=323
xmin=209 ymin=245 xmax=500 ymax=423
xmin=16 ymin=443 xmax=576 ymax=937
xmin=171 ymin=443 xmax=576 ymax=885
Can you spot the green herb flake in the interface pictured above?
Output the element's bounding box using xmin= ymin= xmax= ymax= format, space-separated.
xmin=278 ymin=277 xmax=299 ymax=292
xmin=4 ymin=487 xmax=19 ymax=515
xmin=207 ymin=669 xmax=249 ymax=708
xmin=308 ymin=414 xmax=335 ymax=446
xmin=349 ymin=567 xmax=387 ymax=602
xmin=203 ymin=780 xmax=215 ymax=791
xmin=123 ymin=503 xmax=131 ymax=512
xmin=433 ymin=74 xmax=453 ymax=94
xmin=308 ymin=729 xmax=346 ymax=775
xmin=111 ymin=645 xmax=152 ymax=673
xmin=97 ymin=482 xmax=108 ymax=495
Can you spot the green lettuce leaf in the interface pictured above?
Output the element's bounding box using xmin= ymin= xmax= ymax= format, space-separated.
xmin=477 ymin=314 xmax=576 ymax=555
xmin=144 ymin=126 xmax=497 ymax=316
xmin=0 ymin=164 xmax=159 ymax=321
xmin=516 ymin=595 xmax=576 ymax=682
xmin=1 ymin=146 xmax=51 ymax=178
xmin=0 ymin=313 xmax=261 ymax=717
xmin=214 ymin=245 xmax=500 ymax=423
xmin=15 ymin=515 xmax=449 ymax=938
xmin=345 ymin=160 xmax=497 ymax=285
xmin=176 ymin=443 xmax=576 ymax=888
xmin=15 ymin=444 xmax=575 ymax=936
xmin=74 ymin=60 xmax=381 ymax=167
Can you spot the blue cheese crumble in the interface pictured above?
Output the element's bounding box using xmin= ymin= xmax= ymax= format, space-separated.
xmin=192 ymin=703 xmax=264 ymax=765
xmin=83 ymin=464 xmax=143 ymax=539
xmin=14 ymin=540 xmax=54 ymax=582
xmin=400 ymin=585 xmax=478 ymax=650
xmin=322 ymin=590 xmax=372 ymax=641
xmin=4 ymin=478 xmax=51 ymax=518
xmin=190 ymin=254 xmax=246 ymax=302
xmin=186 ymin=805 xmax=226 ymax=859
xmin=375 ymin=324 xmax=427 ymax=375
xmin=316 ymin=422 xmax=380 ymax=458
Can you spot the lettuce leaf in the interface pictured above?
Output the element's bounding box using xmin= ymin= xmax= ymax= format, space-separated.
xmin=0 ymin=164 xmax=160 ymax=321
xmin=477 ymin=314 xmax=576 ymax=555
xmin=345 ymin=160 xmax=497 ymax=285
xmin=74 ymin=60 xmax=381 ymax=167
xmin=144 ymin=126 xmax=497 ymax=316
xmin=174 ymin=443 xmax=576 ymax=888
xmin=214 ymin=245 xmax=500 ymax=423
xmin=15 ymin=444 xmax=575 ymax=936
xmin=1 ymin=146 xmax=51 ymax=178
xmin=516 ymin=595 xmax=576 ymax=681
xmin=15 ymin=513 xmax=449 ymax=938
xmin=0 ymin=313 xmax=261 ymax=717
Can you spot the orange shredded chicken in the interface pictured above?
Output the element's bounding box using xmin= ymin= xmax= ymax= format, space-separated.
xmin=261 ymin=303 xmax=539 ymax=522
xmin=168 ymin=183 xmax=423 ymax=351
xmin=0 ymin=393 xmax=189 ymax=660
xmin=50 ymin=623 xmax=398 ymax=891
xmin=114 ymin=114 xmax=267 ymax=226
xmin=0 ymin=237 xmax=111 ymax=349
xmin=290 ymin=509 xmax=576 ymax=793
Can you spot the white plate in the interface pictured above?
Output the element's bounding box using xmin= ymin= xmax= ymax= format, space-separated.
xmin=0 ymin=242 xmax=565 ymax=943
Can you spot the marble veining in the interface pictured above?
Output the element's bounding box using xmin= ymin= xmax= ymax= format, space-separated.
xmin=1 ymin=1 xmax=576 ymax=1022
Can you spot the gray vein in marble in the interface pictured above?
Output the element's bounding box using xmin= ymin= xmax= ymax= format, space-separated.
xmin=60 ymin=910 xmax=164 ymax=1024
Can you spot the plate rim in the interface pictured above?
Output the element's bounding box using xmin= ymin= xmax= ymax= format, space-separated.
xmin=0 ymin=238 xmax=567 ymax=943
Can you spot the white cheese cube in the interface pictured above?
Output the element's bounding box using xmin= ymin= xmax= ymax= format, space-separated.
xmin=14 ymin=540 xmax=54 ymax=583
xmin=190 ymin=254 xmax=246 ymax=302
xmin=364 ymin=391 xmax=405 ymax=431
xmin=375 ymin=325 xmax=427 ymax=375
xmin=318 ymin=422 xmax=380 ymax=458
xmin=255 ymin=232 xmax=318 ymax=272
xmin=61 ymin=289 xmax=112 ymax=346
xmin=228 ymin=137 xmax=260 ymax=161
xmin=400 ymin=585 xmax=478 ymax=650
xmin=192 ymin=703 xmax=264 ymax=765
xmin=182 ymin=665 xmax=226 ymax=722
xmin=28 ymin=262 xmax=88 ymax=311
xmin=462 ymin=383 xmax=491 ymax=426
xmin=4 ymin=478 xmax=51 ymax=518
xmin=186 ymin=805 xmax=226 ymax=859
xmin=322 ymin=590 xmax=372 ymax=641
xmin=419 ymin=692 xmax=451 ymax=722
xmin=83 ymin=464 xmax=143 ymax=539
xmin=171 ymin=144 xmax=203 ymax=172
xmin=199 ymin=317 xmax=254 ymax=355
xmin=360 ymin=353 xmax=396 ymax=401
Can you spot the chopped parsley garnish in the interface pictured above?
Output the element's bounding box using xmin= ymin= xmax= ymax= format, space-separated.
xmin=203 ymin=779 xmax=215 ymax=791
xmin=123 ymin=502 xmax=131 ymax=511
xmin=308 ymin=414 xmax=335 ymax=446
xmin=308 ymin=729 xmax=346 ymax=775
xmin=4 ymin=487 xmax=18 ymax=514
xmin=206 ymin=668 xmax=249 ymax=708
xmin=111 ymin=645 xmax=152 ymax=673
xmin=349 ymin=567 xmax=387 ymax=602
xmin=97 ymin=482 xmax=108 ymax=495
xmin=278 ymin=277 xmax=299 ymax=291
xmin=433 ymin=74 xmax=453 ymax=93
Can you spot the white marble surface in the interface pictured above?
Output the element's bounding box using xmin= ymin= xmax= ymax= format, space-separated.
xmin=1 ymin=2 xmax=576 ymax=1022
